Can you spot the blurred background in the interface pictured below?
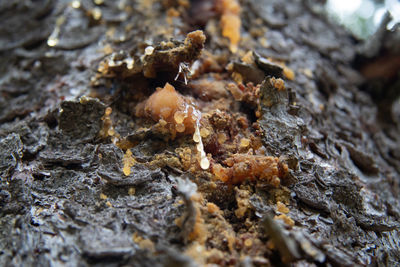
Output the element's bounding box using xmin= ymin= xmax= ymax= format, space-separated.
xmin=325 ymin=0 xmax=400 ymax=39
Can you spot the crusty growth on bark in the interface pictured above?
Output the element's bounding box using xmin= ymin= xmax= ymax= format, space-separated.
xmin=212 ymin=154 xmax=288 ymax=185
xmin=143 ymin=30 xmax=206 ymax=77
xmin=96 ymin=30 xmax=206 ymax=79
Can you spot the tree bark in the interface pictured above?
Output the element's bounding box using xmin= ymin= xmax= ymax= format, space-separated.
xmin=0 ymin=0 xmax=399 ymax=266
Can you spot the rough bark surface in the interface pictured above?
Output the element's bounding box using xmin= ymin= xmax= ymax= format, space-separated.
xmin=0 ymin=0 xmax=399 ymax=266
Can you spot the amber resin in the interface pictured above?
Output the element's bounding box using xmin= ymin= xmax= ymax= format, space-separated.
xmin=137 ymin=82 xmax=210 ymax=169
xmin=212 ymin=154 xmax=288 ymax=186
xmin=217 ymin=0 xmax=241 ymax=53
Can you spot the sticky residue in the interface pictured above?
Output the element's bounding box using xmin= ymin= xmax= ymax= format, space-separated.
xmin=122 ymin=149 xmax=136 ymax=176
xmin=218 ymin=0 xmax=241 ymax=53
xmin=137 ymin=83 xmax=209 ymax=169
xmin=276 ymin=201 xmax=290 ymax=214
xmin=274 ymin=214 xmax=295 ymax=227
xmin=283 ymin=66 xmax=295 ymax=80
xmin=212 ymin=154 xmax=288 ymax=185
xmin=193 ymin=117 xmax=210 ymax=170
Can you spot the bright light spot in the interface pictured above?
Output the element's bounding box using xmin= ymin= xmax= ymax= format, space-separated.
xmin=373 ymin=7 xmax=387 ymax=25
xmin=326 ymin=0 xmax=400 ymax=38
xmin=47 ymin=38 xmax=58 ymax=47
xmin=145 ymin=46 xmax=154 ymax=55
xmin=386 ymin=0 xmax=400 ymax=28
xmin=71 ymin=0 xmax=81 ymax=9
xmin=125 ymin=58 xmax=134 ymax=69
xmin=92 ymin=7 xmax=102 ymax=20
xmin=359 ymin=0 xmax=375 ymax=19
xmin=327 ymin=0 xmax=362 ymax=14
xmin=387 ymin=0 xmax=400 ymax=18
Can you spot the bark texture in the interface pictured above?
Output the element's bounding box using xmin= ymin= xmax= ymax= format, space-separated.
xmin=0 ymin=0 xmax=399 ymax=266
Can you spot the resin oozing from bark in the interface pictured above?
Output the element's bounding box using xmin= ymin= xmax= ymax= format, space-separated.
xmin=218 ymin=0 xmax=241 ymax=53
xmin=138 ymin=83 xmax=209 ymax=169
xmin=212 ymin=154 xmax=288 ymax=185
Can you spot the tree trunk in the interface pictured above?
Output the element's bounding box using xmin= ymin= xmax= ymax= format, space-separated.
xmin=0 ymin=0 xmax=399 ymax=266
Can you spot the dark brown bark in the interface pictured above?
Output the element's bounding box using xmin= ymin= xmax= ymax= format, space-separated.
xmin=0 ymin=0 xmax=399 ymax=266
